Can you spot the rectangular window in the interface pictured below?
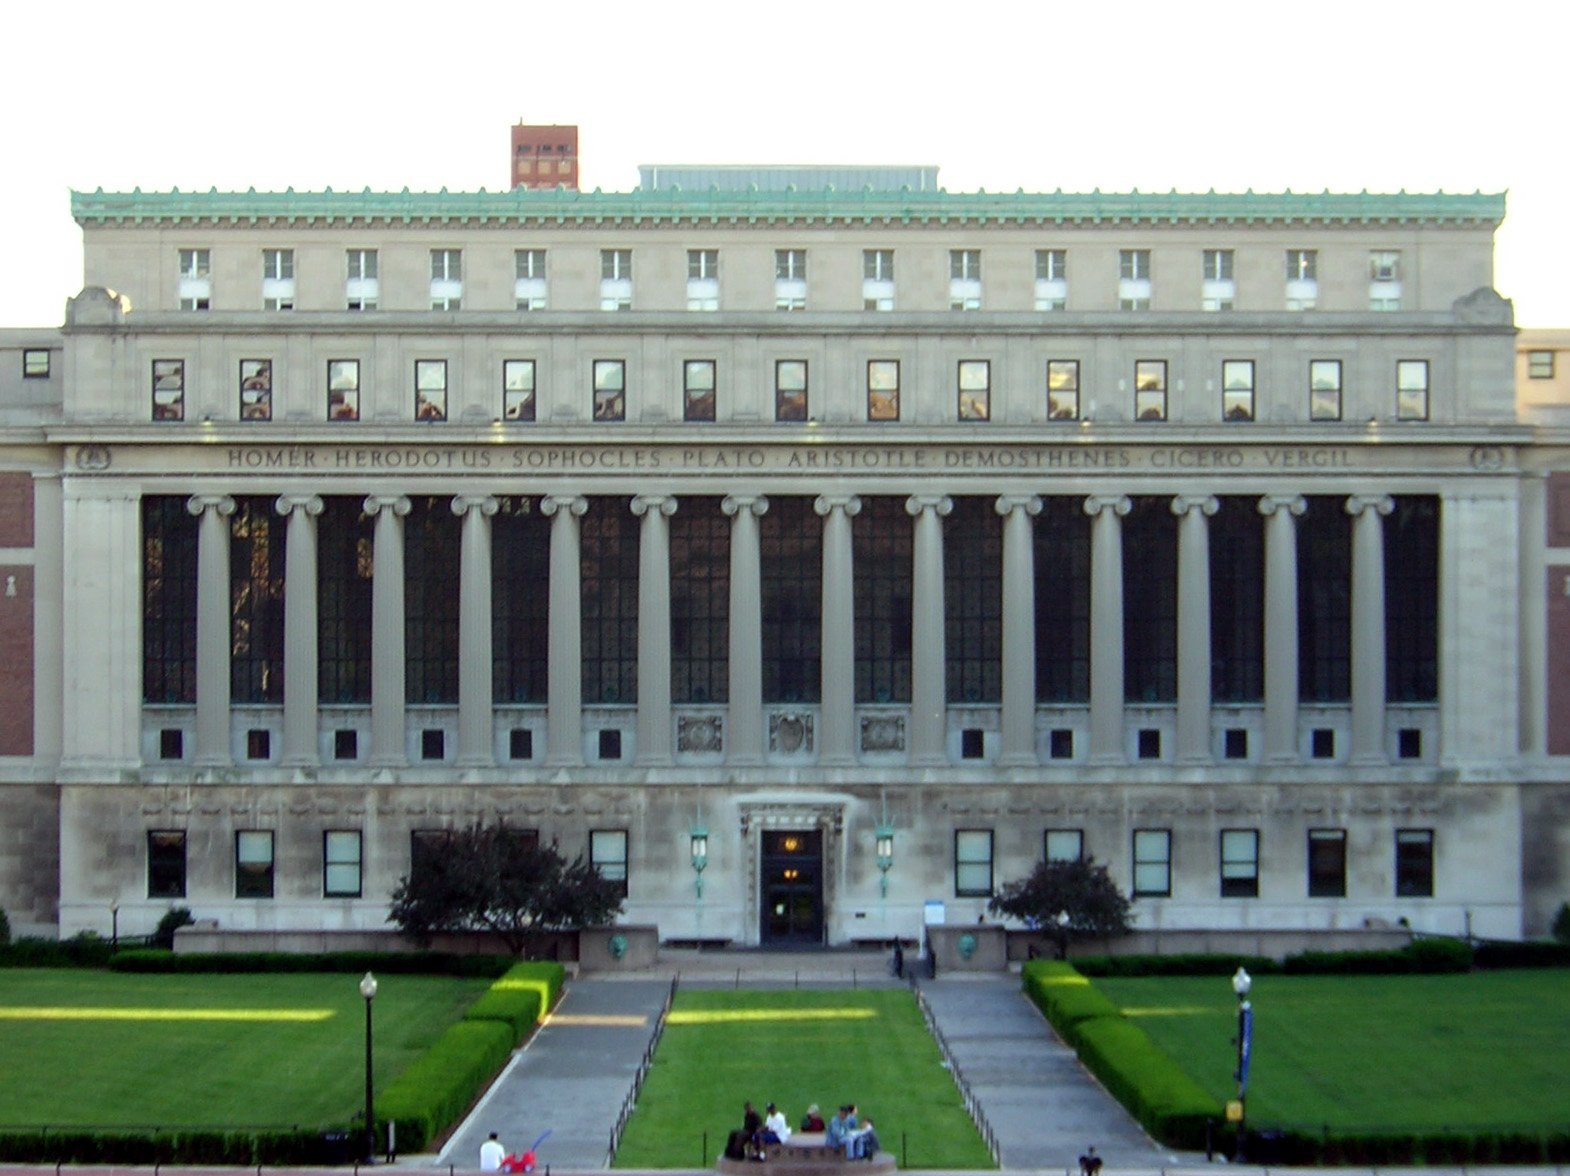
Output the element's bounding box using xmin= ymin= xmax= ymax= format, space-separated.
xmin=600 ymin=249 xmax=633 ymax=311
xmin=957 ymin=359 xmax=990 ymax=420
xmin=515 ymin=249 xmax=547 ymax=310
xmin=430 ymin=249 xmax=463 ymax=310
xmin=1119 ymin=249 xmax=1151 ymax=310
xmin=262 ymin=248 xmax=295 ymax=310
xmin=867 ymin=359 xmax=900 ymax=421
xmin=687 ymin=249 xmax=719 ymax=312
xmin=775 ymin=359 xmax=808 ymax=421
xmin=1370 ymin=250 xmax=1402 ymax=310
xmin=1307 ymin=828 xmax=1347 ymax=897
xmin=1220 ymin=828 xmax=1259 ymax=898
xmin=503 ymin=359 xmax=536 ymax=421
xmin=151 ymin=359 xmax=185 ymax=422
xmin=775 ymin=249 xmax=807 ymax=311
xmin=1202 ymin=249 xmax=1235 ymax=311
xmin=22 ymin=349 xmax=50 ymax=378
xmin=954 ymin=829 xmax=994 ymax=897
xmin=1134 ymin=359 xmax=1167 ymax=421
xmin=327 ymin=359 xmax=360 ymax=421
xmin=236 ymin=830 xmax=275 ymax=899
xmin=1035 ymin=249 xmax=1067 ymax=311
xmin=1222 ymin=359 xmax=1255 ymax=422
xmin=346 ymin=249 xmax=379 ymax=310
xmin=1528 ymin=350 xmax=1555 ymax=379
xmin=178 ymin=248 xmax=211 ymax=310
xmin=1395 ymin=828 xmax=1434 ymax=897
xmin=1286 ymin=248 xmax=1318 ymax=310
xmin=1397 ymin=359 xmax=1430 ymax=421
xmin=1048 ymin=359 xmax=1080 ymax=421
xmin=1045 ymin=828 xmax=1084 ymax=863
xmin=239 ymin=359 xmax=272 ymax=421
xmin=1310 ymin=359 xmax=1343 ymax=421
xmin=593 ymin=359 xmax=626 ymax=421
xmin=949 ymin=249 xmax=982 ymax=310
xmin=590 ymin=829 xmax=629 ymax=898
xmin=324 ymin=830 xmax=363 ymax=898
xmin=863 ymin=249 xmax=894 ymax=311
xmin=415 ymin=359 xmax=448 ymax=422
xmin=1132 ymin=828 xmax=1172 ymax=896
xmin=684 ymin=359 xmax=717 ymax=422
xmin=148 ymin=830 xmax=187 ymax=899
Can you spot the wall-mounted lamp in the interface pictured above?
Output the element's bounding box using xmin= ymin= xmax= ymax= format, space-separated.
xmin=875 ymin=823 xmax=895 ymax=897
xmin=690 ymin=824 xmax=708 ymax=899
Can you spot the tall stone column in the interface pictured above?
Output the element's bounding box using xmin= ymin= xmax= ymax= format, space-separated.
xmin=275 ymin=494 xmax=323 ymax=767
xmin=542 ymin=495 xmax=587 ymax=766
xmin=1348 ymin=494 xmax=1395 ymax=764
xmin=364 ymin=495 xmax=411 ymax=767
xmin=453 ymin=495 xmax=499 ymax=767
xmin=1172 ymin=495 xmax=1219 ymax=762
xmin=815 ymin=495 xmax=861 ymax=765
xmin=1084 ymin=495 xmax=1131 ymax=763
xmin=187 ymin=494 xmax=236 ymax=766
xmin=1259 ymin=495 xmax=1307 ymax=762
xmin=723 ymin=495 xmax=768 ymax=765
xmin=632 ymin=495 xmax=677 ymax=765
xmin=907 ymin=494 xmax=953 ymax=766
xmin=996 ymin=495 xmax=1042 ymax=766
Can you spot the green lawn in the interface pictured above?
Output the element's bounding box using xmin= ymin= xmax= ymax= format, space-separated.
xmin=0 ymin=968 xmax=491 ymax=1130
xmin=612 ymin=989 xmax=994 ymax=1169
xmin=1094 ymin=970 xmax=1570 ymax=1133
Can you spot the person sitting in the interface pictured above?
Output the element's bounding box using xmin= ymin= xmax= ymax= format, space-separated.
xmin=824 ymin=1106 xmax=851 ymax=1150
xmin=847 ymin=1117 xmax=880 ymax=1160
xmin=800 ymin=1103 xmax=826 ymax=1133
xmin=740 ymin=1102 xmax=765 ymax=1161
xmin=480 ymin=1132 xmax=506 ymax=1172
xmin=1079 ymin=1146 xmax=1103 ymax=1176
xmin=845 ymin=1104 xmax=860 ymax=1131
xmin=761 ymin=1103 xmax=791 ymax=1144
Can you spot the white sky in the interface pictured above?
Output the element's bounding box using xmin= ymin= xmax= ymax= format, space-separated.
xmin=2 ymin=0 xmax=1564 ymax=328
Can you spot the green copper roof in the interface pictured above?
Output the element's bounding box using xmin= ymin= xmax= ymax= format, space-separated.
xmin=71 ymin=186 xmax=1506 ymax=227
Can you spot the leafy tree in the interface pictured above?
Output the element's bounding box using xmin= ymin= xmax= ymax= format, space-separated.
xmin=988 ymin=857 xmax=1133 ymax=955
xmin=151 ymin=906 xmax=194 ymax=950
xmin=388 ymin=825 xmax=624 ymax=954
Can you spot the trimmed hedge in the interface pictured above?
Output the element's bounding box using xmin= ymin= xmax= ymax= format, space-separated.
xmin=1245 ymin=1126 xmax=1570 ymax=1166
xmin=0 ymin=1127 xmax=337 ymax=1165
xmin=1473 ymin=940 xmax=1570 ymax=968
xmin=1021 ymin=960 xmax=1221 ymax=1149
xmin=107 ymin=948 xmax=514 ymax=977
xmin=0 ymin=936 xmax=115 ymax=968
xmin=463 ymin=961 xmax=565 ymax=1044
xmin=1074 ymin=952 xmax=1278 ymax=977
xmin=1073 ymin=938 xmax=1473 ymax=977
xmin=376 ymin=1019 xmax=516 ymax=1153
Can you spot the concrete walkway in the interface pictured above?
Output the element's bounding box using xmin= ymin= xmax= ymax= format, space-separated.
xmin=439 ymin=978 xmax=673 ymax=1171
xmin=436 ymin=954 xmax=1175 ymax=1172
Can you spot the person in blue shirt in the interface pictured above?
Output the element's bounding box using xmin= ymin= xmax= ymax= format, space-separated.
xmin=825 ymin=1106 xmax=851 ymax=1150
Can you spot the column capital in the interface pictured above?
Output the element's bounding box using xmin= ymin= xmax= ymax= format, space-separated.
xmin=274 ymin=494 xmax=323 ymax=518
xmin=722 ymin=494 xmax=770 ymax=518
xmin=631 ymin=494 xmax=678 ymax=518
xmin=541 ymin=494 xmax=588 ymax=518
xmin=451 ymin=494 xmax=499 ymax=519
xmin=1171 ymin=494 xmax=1219 ymax=518
xmin=1258 ymin=494 xmax=1307 ymax=518
xmin=1346 ymin=493 xmax=1395 ymax=518
xmin=905 ymin=494 xmax=953 ymax=518
xmin=363 ymin=494 xmax=411 ymax=517
xmin=994 ymin=494 xmax=1043 ymax=518
xmin=1083 ymin=494 xmax=1131 ymax=518
xmin=813 ymin=494 xmax=862 ymax=518
xmin=186 ymin=494 xmax=236 ymax=518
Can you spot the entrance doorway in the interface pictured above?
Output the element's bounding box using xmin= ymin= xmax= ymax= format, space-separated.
xmin=759 ymin=829 xmax=824 ymax=945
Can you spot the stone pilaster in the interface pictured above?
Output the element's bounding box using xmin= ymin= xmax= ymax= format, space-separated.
xmin=996 ymin=495 xmax=1043 ymax=766
xmin=1084 ymin=495 xmax=1131 ymax=763
xmin=1348 ymin=494 xmax=1395 ymax=764
xmin=1259 ymin=495 xmax=1307 ymax=761
xmin=452 ymin=495 xmax=499 ymax=767
xmin=1172 ymin=495 xmax=1219 ymax=762
xmin=815 ymin=495 xmax=861 ymax=764
xmin=723 ymin=495 xmax=768 ymax=765
xmin=542 ymin=495 xmax=588 ymax=766
xmin=632 ymin=494 xmax=677 ymax=765
xmin=907 ymin=494 xmax=953 ymax=766
xmin=187 ymin=494 xmax=236 ymax=766
xmin=364 ymin=495 xmax=411 ymax=767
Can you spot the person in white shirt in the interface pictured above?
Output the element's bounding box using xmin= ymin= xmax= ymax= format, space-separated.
xmin=762 ymin=1103 xmax=792 ymax=1144
xmin=480 ymin=1132 xmax=506 ymax=1171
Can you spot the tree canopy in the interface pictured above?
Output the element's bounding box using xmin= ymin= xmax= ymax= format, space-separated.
xmin=388 ymin=825 xmax=624 ymax=954
xmin=987 ymin=857 xmax=1133 ymax=942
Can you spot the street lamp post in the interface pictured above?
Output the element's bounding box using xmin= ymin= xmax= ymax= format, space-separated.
xmin=359 ymin=972 xmax=378 ymax=1163
xmin=1054 ymin=909 xmax=1071 ymax=960
xmin=1231 ymin=966 xmax=1253 ymax=1162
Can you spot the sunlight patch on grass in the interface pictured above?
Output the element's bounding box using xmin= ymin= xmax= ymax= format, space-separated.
xmin=0 ymin=1007 xmax=334 ymax=1023
xmin=665 ymin=1007 xmax=878 ymax=1025
xmin=1119 ymin=1006 xmax=1216 ymax=1018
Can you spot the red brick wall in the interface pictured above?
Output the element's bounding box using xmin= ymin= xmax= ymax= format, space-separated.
xmin=0 ymin=565 xmax=33 ymax=755
xmin=0 ymin=473 xmax=34 ymax=546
